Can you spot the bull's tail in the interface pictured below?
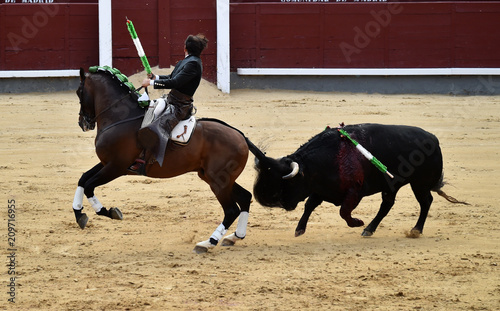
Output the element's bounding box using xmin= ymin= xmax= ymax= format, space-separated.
xmin=432 ymin=173 xmax=470 ymax=205
xmin=436 ymin=189 xmax=470 ymax=205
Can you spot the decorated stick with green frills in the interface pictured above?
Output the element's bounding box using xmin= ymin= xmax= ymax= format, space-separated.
xmin=338 ymin=127 xmax=394 ymax=178
xmin=126 ymin=18 xmax=152 ymax=75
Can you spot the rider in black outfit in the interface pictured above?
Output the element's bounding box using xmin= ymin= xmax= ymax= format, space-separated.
xmin=130 ymin=34 xmax=208 ymax=174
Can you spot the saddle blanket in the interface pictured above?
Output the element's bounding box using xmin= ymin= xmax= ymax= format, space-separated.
xmin=171 ymin=115 xmax=196 ymax=144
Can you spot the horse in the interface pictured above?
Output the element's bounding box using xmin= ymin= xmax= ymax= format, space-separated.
xmin=73 ymin=67 xmax=252 ymax=253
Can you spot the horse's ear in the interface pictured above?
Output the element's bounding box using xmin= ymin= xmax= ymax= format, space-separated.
xmin=79 ymin=68 xmax=85 ymax=81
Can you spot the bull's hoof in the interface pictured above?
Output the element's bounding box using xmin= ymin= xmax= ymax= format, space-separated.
xmin=405 ymin=228 xmax=422 ymax=238
xmin=295 ymin=229 xmax=306 ymax=237
xmin=109 ymin=207 xmax=123 ymax=220
xmin=77 ymin=213 xmax=89 ymax=230
xmin=361 ymin=229 xmax=373 ymax=237
xmin=193 ymin=240 xmax=216 ymax=254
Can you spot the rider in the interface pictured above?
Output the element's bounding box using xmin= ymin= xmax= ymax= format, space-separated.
xmin=130 ymin=34 xmax=208 ymax=174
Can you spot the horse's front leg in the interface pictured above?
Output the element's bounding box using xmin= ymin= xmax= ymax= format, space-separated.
xmin=72 ymin=162 xmax=124 ymax=229
xmin=73 ymin=163 xmax=102 ymax=229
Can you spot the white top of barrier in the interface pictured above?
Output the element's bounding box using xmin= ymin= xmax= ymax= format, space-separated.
xmin=0 ymin=70 xmax=80 ymax=78
xmin=237 ymin=68 xmax=500 ymax=76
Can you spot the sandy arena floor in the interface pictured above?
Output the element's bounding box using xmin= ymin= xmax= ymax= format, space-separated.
xmin=1 ymin=68 xmax=499 ymax=310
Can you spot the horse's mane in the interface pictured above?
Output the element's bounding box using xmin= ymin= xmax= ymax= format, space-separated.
xmin=87 ymin=66 xmax=152 ymax=109
xmin=88 ymin=66 xmax=140 ymax=97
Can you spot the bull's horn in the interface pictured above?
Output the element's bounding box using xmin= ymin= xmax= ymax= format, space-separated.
xmin=282 ymin=161 xmax=299 ymax=179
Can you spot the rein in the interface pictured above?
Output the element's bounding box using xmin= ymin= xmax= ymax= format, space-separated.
xmin=92 ymin=86 xmax=147 ymax=122
xmin=97 ymin=114 xmax=144 ymax=138
xmin=91 ymin=92 xmax=135 ymax=123
xmin=79 ymin=72 xmax=148 ymax=133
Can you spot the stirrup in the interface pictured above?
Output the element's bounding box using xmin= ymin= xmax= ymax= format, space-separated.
xmin=129 ymin=159 xmax=145 ymax=170
xmin=128 ymin=154 xmax=146 ymax=175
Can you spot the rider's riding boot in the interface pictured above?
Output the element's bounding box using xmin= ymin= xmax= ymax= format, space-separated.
xmin=128 ymin=123 xmax=163 ymax=175
xmin=129 ymin=103 xmax=181 ymax=174
xmin=138 ymin=126 xmax=160 ymax=151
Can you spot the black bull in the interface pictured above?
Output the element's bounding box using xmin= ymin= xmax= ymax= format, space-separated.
xmin=247 ymin=124 xmax=467 ymax=237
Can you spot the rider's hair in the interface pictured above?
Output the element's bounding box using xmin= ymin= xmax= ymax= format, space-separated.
xmin=185 ymin=34 xmax=208 ymax=57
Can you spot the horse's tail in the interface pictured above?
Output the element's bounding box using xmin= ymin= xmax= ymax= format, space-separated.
xmin=432 ymin=173 xmax=470 ymax=205
xmin=198 ymin=117 xmax=266 ymax=160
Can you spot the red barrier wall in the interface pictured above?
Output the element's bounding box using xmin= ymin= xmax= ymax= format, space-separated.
xmin=111 ymin=0 xmax=217 ymax=82
xmin=1 ymin=1 xmax=499 ymax=86
xmin=229 ymin=2 xmax=500 ymax=70
xmin=0 ymin=1 xmax=217 ymax=82
xmin=0 ymin=3 xmax=98 ymax=71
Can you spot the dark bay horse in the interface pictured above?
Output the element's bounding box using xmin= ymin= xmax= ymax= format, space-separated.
xmin=73 ymin=68 xmax=252 ymax=253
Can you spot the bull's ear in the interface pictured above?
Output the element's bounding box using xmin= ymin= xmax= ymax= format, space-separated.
xmin=79 ymin=68 xmax=85 ymax=81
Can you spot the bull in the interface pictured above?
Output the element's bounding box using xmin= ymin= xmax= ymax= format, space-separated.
xmin=247 ymin=123 xmax=467 ymax=237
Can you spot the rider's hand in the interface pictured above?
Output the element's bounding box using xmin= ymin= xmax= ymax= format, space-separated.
xmin=147 ymin=73 xmax=155 ymax=80
xmin=141 ymin=78 xmax=151 ymax=87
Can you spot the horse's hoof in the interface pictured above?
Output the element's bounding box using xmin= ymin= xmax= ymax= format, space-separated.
xmin=348 ymin=218 xmax=365 ymax=228
xmin=193 ymin=240 xmax=216 ymax=254
xmin=221 ymin=232 xmax=244 ymax=246
xmin=77 ymin=213 xmax=89 ymax=229
xmin=221 ymin=239 xmax=235 ymax=246
xmin=109 ymin=207 xmax=123 ymax=220
xmin=361 ymin=229 xmax=373 ymax=237
xmin=193 ymin=245 xmax=209 ymax=254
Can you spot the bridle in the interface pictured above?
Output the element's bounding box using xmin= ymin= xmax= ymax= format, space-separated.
xmin=79 ymin=85 xmax=146 ymax=131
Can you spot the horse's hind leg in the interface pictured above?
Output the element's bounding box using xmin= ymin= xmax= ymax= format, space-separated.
xmin=194 ymin=182 xmax=243 ymax=254
xmin=222 ymin=183 xmax=252 ymax=246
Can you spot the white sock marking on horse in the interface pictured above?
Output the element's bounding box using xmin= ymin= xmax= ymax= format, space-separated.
xmin=210 ymin=223 xmax=227 ymax=242
xmin=235 ymin=211 xmax=249 ymax=238
xmin=72 ymin=186 xmax=84 ymax=210
xmin=87 ymin=196 xmax=103 ymax=213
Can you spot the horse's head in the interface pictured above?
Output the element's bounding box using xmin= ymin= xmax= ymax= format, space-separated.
xmin=76 ymin=68 xmax=96 ymax=131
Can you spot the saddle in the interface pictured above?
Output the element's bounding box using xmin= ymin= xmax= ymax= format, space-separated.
xmin=141 ymin=98 xmax=197 ymax=145
xmin=129 ymin=93 xmax=196 ymax=174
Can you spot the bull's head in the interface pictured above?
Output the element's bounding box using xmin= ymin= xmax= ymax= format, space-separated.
xmin=250 ymin=142 xmax=308 ymax=211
